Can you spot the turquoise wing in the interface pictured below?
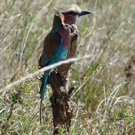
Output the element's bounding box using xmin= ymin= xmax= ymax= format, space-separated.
xmin=39 ymin=31 xmax=68 ymax=99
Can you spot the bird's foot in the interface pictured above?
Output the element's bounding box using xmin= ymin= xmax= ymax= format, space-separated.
xmin=64 ymin=24 xmax=72 ymax=33
xmin=64 ymin=24 xmax=78 ymax=40
xmin=71 ymin=24 xmax=79 ymax=33
xmin=64 ymin=24 xmax=78 ymax=34
xmin=70 ymin=31 xmax=78 ymax=41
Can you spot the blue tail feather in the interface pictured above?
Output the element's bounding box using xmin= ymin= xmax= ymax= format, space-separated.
xmin=40 ymin=70 xmax=50 ymax=99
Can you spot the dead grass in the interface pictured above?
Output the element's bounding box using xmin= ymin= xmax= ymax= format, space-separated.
xmin=0 ymin=0 xmax=135 ymax=134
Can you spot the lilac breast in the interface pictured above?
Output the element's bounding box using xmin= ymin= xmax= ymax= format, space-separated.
xmin=59 ymin=28 xmax=70 ymax=50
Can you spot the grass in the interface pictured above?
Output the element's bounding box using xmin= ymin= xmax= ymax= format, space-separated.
xmin=0 ymin=0 xmax=135 ymax=134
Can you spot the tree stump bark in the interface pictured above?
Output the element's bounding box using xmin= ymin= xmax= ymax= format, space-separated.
xmin=48 ymin=24 xmax=78 ymax=134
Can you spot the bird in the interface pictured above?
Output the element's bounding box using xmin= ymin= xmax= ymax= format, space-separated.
xmin=39 ymin=5 xmax=91 ymax=100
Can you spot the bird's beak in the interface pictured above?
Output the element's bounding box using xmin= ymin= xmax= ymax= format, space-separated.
xmin=79 ymin=10 xmax=92 ymax=16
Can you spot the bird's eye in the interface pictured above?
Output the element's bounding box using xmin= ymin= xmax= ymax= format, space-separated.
xmin=69 ymin=11 xmax=74 ymax=14
xmin=69 ymin=11 xmax=78 ymax=16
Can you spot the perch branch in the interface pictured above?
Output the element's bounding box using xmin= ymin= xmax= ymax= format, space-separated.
xmin=48 ymin=24 xmax=78 ymax=134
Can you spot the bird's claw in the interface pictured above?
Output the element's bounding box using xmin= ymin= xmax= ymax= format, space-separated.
xmin=70 ymin=32 xmax=78 ymax=41
xmin=64 ymin=24 xmax=78 ymax=40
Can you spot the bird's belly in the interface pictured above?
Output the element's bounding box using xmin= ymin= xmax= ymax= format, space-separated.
xmin=52 ymin=45 xmax=68 ymax=63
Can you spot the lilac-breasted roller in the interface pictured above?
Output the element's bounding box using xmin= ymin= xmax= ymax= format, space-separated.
xmin=39 ymin=5 xmax=91 ymax=100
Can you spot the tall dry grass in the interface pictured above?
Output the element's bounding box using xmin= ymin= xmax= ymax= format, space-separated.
xmin=0 ymin=0 xmax=135 ymax=134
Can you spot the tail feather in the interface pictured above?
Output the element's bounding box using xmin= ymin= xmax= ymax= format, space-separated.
xmin=40 ymin=70 xmax=50 ymax=99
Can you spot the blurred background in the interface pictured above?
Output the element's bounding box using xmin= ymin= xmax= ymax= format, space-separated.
xmin=0 ymin=0 xmax=135 ymax=134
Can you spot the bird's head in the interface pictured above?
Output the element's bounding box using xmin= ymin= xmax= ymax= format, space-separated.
xmin=54 ymin=5 xmax=91 ymax=26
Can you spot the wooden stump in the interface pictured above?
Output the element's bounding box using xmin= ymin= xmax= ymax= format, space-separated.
xmin=48 ymin=24 xmax=78 ymax=134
